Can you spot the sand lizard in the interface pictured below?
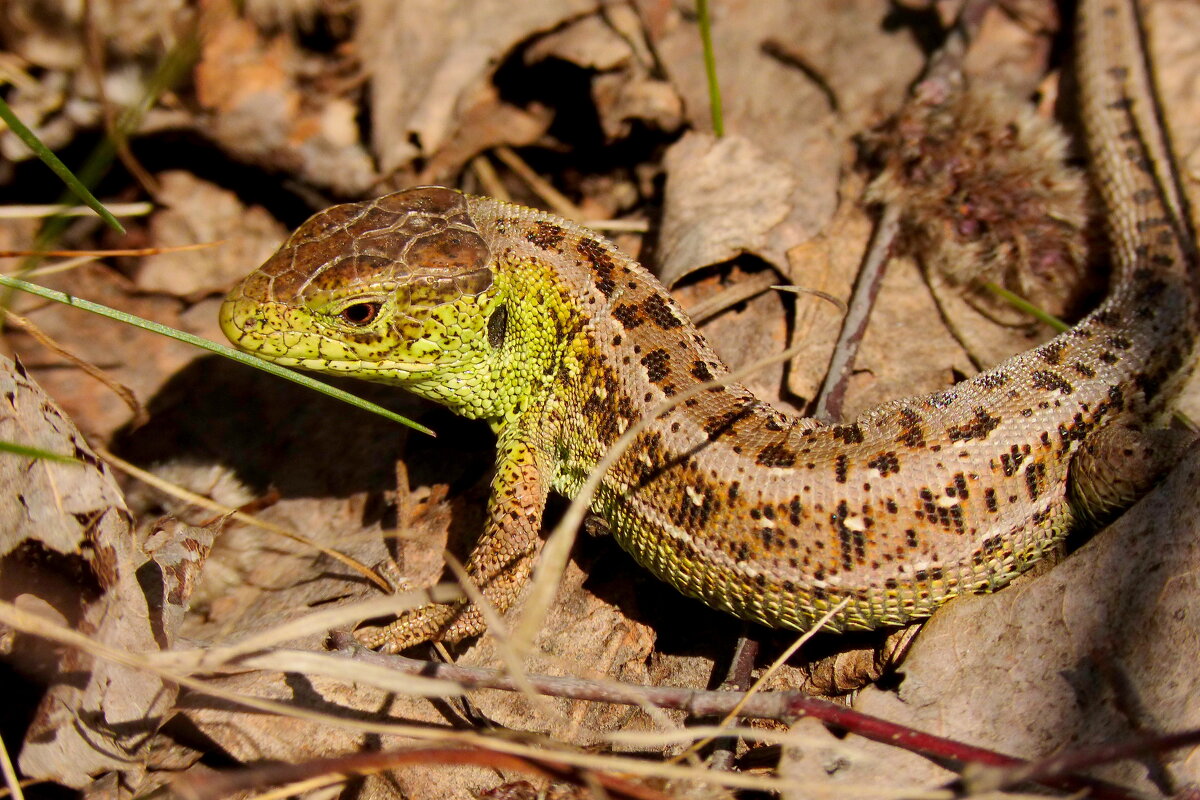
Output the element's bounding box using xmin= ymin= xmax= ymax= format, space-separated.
xmin=220 ymin=0 xmax=1198 ymax=653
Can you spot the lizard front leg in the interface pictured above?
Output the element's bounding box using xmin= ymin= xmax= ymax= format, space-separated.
xmin=357 ymin=437 xmax=550 ymax=653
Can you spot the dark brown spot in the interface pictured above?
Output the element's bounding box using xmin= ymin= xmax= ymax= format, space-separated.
xmin=1031 ymin=370 xmax=1075 ymax=395
xmin=1024 ymin=461 xmax=1046 ymax=501
xmin=832 ymin=423 xmax=865 ymax=445
xmin=577 ymin=235 xmax=617 ymax=297
xmin=612 ymin=303 xmax=644 ymax=329
xmin=953 ymin=473 xmax=969 ymax=500
xmin=1072 ymin=361 xmax=1097 ymax=378
xmin=1105 ymin=334 xmax=1132 ymax=350
xmin=756 ymin=442 xmax=797 ymax=468
xmin=527 ymin=220 xmax=566 ymax=251
xmin=640 ymin=349 xmax=671 ymax=383
xmin=896 ymin=407 xmax=927 ymax=448
xmin=867 ymin=451 xmax=900 ymax=476
xmin=947 ymin=406 xmax=1002 ymax=442
xmin=642 ymin=293 xmax=684 ymax=330
xmin=998 ymin=444 xmax=1025 ymax=477
xmin=1039 ymin=340 xmax=1066 ymax=366
xmin=703 ymin=401 xmax=756 ymax=439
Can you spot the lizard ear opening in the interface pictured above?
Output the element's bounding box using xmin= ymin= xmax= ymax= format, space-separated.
xmin=487 ymin=304 xmax=508 ymax=349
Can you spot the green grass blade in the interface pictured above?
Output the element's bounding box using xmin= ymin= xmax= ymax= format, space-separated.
xmin=696 ymin=0 xmax=724 ymax=137
xmin=26 ymin=34 xmax=199 ymax=259
xmin=0 ymin=440 xmax=80 ymax=464
xmin=0 ymin=97 xmax=125 ymax=235
xmin=982 ymin=282 xmax=1069 ymax=332
xmin=0 ymin=275 xmax=434 ymax=436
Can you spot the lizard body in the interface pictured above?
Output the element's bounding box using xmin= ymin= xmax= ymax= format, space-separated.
xmin=220 ymin=0 xmax=1198 ymax=652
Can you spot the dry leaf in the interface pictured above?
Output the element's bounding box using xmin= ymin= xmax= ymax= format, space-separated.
xmin=356 ymin=0 xmax=599 ymax=178
xmin=137 ymin=171 xmax=288 ymax=296
xmin=0 ymin=355 xmax=178 ymax=788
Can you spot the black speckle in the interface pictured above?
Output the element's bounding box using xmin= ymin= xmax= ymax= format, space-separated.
xmin=1031 ymin=370 xmax=1075 ymax=395
xmin=612 ymin=303 xmax=644 ymax=329
xmin=756 ymin=442 xmax=797 ymax=468
xmin=834 ymin=454 xmax=848 ymax=484
xmin=487 ymin=303 xmax=507 ymax=348
xmin=640 ymin=349 xmax=671 ymax=383
xmin=642 ymin=293 xmax=684 ymax=329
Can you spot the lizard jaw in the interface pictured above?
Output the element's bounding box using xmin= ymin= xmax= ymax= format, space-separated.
xmin=218 ymin=295 xmax=439 ymax=379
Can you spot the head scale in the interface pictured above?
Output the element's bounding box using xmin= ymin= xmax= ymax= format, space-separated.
xmin=221 ymin=187 xmax=513 ymax=419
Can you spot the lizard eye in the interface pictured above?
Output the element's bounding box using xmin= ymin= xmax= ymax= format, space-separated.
xmin=340 ymin=302 xmax=381 ymax=326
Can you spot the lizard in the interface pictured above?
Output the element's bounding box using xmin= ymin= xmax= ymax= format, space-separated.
xmin=219 ymin=0 xmax=1198 ymax=654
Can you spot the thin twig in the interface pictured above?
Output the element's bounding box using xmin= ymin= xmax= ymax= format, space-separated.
xmin=4 ymin=309 xmax=146 ymax=426
xmin=684 ymin=270 xmax=779 ymax=324
xmin=328 ymin=635 xmax=1156 ymax=800
xmin=706 ymin=627 xmax=758 ymax=771
xmin=493 ymin=147 xmax=586 ymax=221
xmin=812 ymin=0 xmax=997 ymax=421
xmin=173 ymin=747 xmax=677 ymax=800
xmin=813 ymin=203 xmax=901 ymax=421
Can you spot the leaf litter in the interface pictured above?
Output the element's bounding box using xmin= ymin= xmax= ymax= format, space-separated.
xmin=0 ymin=0 xmax=1198 ymax=798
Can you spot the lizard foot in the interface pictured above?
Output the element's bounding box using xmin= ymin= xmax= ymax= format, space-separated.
xmin=355 ymin=600 xmax=487 ymax=653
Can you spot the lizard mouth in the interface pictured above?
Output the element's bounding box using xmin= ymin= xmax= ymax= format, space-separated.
xmin=218 ymin=295 xmax=437 ymax=377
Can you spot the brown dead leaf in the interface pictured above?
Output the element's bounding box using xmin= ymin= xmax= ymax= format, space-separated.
xmin=657 ymin=132 xmax=797 ymax=286
xmin=527 ymin=13 xmax=633 ymax=71
xmin=417 ymin=83 xmax=553 ymax=186
xmin=194 ymin=0 xmax=375 ymax=193
xmin=356 ymin=0 xmax=599 ymax=180
xmin=961 ymin=1 xmax=1058 ymax=96
xmin=137 ymin=171 xmax=288 ymax=296
xmin=0 ymin=355 xmax=185 ymax=788
xmin=644 ymin=0 xmax=922 ymax=281
xmin=1152 ymin=1 xmax=1200 ymax=218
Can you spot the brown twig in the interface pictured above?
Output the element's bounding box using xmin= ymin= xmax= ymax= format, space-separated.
xmin=812 ymin=0 xmax=996 ymax=421
xmin=812 ymin=202 xmax=900 ymax=421
xmin=172 ymin=746 xmax=677 ymax=800
xmin=3 ymin=309 xmax=146 ymax=426
xmin=958 ymin=727 xmax=1200 ymax=795
xmin=0 ymin=242 xmax=223 ymax=259
xmin=328 ymin=636 xmax=1164 ymax=800
xmin=707 ymin=629 xmax=758 ymax=771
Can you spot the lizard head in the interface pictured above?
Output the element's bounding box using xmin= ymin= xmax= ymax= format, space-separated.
xmin=220 ymin=187 xmax=513 ymax=418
